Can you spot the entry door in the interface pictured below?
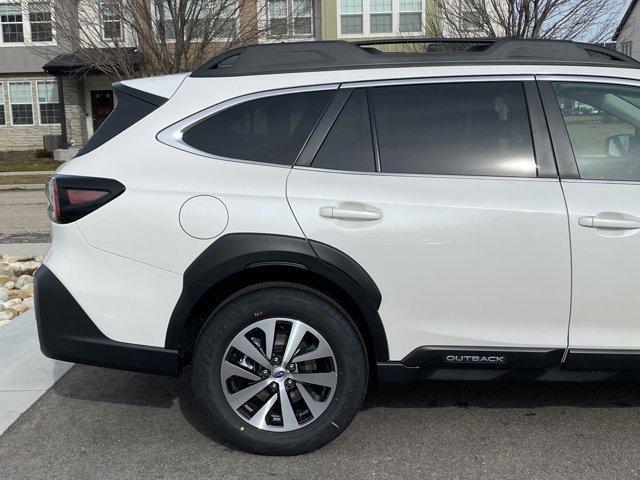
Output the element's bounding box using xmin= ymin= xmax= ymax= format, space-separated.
xmin=287 ymin=81 xmax=571 ymax=361
xmin=542 ymin=79 xmax=640 ymax=352
xmin=90 ymin=90 xmax=114 ymax=132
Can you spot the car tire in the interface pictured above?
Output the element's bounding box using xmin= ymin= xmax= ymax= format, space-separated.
xmin=191 ymin=282 xmax=368 ymax=455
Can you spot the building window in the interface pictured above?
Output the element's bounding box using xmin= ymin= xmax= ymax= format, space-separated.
xmin=9 ymin=82 xmax=33 ymax=125
xmin=619 ymin=41 xmax=633 ymax=57
xmin=399 ymin=0 xmax=421 ymax=32
xmin=370 ymin=0 xmax=391 ymax=33
xmin=157 ymin=0 xmax=237 ymax=41
xmin=267 ymin=0 xmax=313 ymax=36
xmin=340 ymin=0 xmax=423 ymax=36
xmin=37 ymin=80 xmax=59 ymax=124
xmin=29 ymin=1 xmax=52 ymax=41
xmin=340 ymin=0 xmax=363 ymax=34
xmin=0 ymin=3 xmax=24 ymax=43
xmin=211 ymin=0 xmax=237 ymax=39
xmin=101 ymin=1 xmax=122 ymax=39
xmin=0 ymin=84 xmax=6 ymax=126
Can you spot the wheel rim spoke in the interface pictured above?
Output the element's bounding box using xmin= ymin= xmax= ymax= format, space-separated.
xmin=221 ymin=317 xmax=337 ymax=432
xmin=282 ymin=320 xmax=308 ymax=366
xmin=227 ymin=379 xmax=270 ymax=410
xmin=220 ymin=360 xmax=261 ymax=382
xmin=291 ymin=337 xmax=333 ymax=363
xmin=291 ymin=372 xmax=337 ymax=389
xmin=229 ymin=334 xmax=271 ymax=370
xmin=248 ymin=392 xmax=278 ymax=429
xmin=259 ymin=320 xmax=276 ymax=361
xmin=297 ymin=383 xmax=328 ymax=419
xmin=279 ymin=383 xmax=299 ymax=430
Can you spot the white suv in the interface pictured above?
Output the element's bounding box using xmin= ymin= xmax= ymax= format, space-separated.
xmin=35 ymin=38 xmax=640 ymax=454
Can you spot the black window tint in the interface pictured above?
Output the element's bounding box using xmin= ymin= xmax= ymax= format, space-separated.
xmin=312 ymin=89 xmax=375 ymax=172
xmin=183 ymin=90 xmax=334 ymax=165
xmin=372 ymin=82 xmax=536 ymax=177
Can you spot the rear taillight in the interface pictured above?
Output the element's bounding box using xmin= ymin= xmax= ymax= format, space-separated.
xmin=46 ymin=175 xmax=125 ymax=224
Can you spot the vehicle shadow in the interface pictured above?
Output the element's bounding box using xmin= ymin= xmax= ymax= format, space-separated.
xmin=52 ymin=364 xmax=640 ymax=449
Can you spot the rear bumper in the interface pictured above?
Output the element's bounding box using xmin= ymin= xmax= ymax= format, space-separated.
xmin=34 ymin=265 xmax=180 ymax=376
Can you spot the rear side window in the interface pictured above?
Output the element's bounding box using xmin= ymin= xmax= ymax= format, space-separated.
xmin=312 ymin=89 xmax=375 ymax=172
xmin=182 ymin=90 xmax=334 ymax=165
xmin=372 ymin=82 xmax=537 ymax=177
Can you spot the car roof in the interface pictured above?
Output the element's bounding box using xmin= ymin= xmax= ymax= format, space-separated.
xmin=191 ymin=38 xmax=640 ymax=78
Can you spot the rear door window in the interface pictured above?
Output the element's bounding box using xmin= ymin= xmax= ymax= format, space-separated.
xmin=372 ymin=82 xmax=537 ymax=177
xmin=312 ymin=89 xmax=375 ymax=172
xmin=182 ymin=90 xmax=334 ymax=165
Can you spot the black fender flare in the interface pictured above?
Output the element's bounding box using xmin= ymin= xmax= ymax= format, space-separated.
xmin=165 ymin=233 xmax=389 ymax=362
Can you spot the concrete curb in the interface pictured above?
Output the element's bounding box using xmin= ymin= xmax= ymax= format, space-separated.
xmin=0 ymin=310 xmax=73 ymax=436
xmin=0 ymin=171 xmax=54 ymax=176
xmin=0 ymin=184 xmax=45 ymax=191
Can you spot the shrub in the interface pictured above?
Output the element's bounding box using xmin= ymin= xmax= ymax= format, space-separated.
xmin=34 ymin=149 xmax=53 ymax=159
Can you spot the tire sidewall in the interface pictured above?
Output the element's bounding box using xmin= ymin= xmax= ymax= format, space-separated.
xmin=192 ymin=284 xmax=368 ymax=455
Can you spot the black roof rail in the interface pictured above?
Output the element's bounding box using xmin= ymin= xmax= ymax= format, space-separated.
xmin=190 ymin=38 xmax=640 ymax=78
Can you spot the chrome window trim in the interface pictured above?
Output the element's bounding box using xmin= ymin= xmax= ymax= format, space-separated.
xmin=536 ymin=74 xmax=640 ymax=88
xmin=561 ymin=178 xmax=640 ymax=186
xmin=340 ymin=74 xmax=535 ymax=89
xmin=156 ymin=83 xmax=340 ymax=166
xmin=293 ymin=165 xmax=559 ymax=182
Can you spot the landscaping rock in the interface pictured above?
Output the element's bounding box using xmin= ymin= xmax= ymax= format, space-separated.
xmin=0 ymin=254 xmax=39 ymax=326
xmin=8 ymin=289 xmax=28 ymax=300
xmin=16 ymin=274 xmax=34 ymax=288
xmin=0 ymin=310 xmax=15 ymax=321
xmin=3 ymin=298 xmax=22 ymax=310
xmin=12 ymin=303 xmax=28 ymax=314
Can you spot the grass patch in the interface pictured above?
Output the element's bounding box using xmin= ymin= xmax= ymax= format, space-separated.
xmin=0 ymin=160 xmax=62 ymax=173
xmin=0 ymin=174 xmax=50 ymax=185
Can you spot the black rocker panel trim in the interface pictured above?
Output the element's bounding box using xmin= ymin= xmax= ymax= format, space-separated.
xmin=402 ymin=346 xmax=564 ymax=369
xmin=166 ymin=233 xmax=389 ymax=361
xmin=35 ymin=265 xmax=179 ymax=376
xmin=564 ymin=349 xmax=640 ymax=371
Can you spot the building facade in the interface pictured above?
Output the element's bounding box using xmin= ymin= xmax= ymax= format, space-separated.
xmin=613 ymin=0 xmax=639 ymax=59
xmin=0 ymin=0 xmax=62 ymax=151
xmin=1 ymin=0 xmax=441 ymax=152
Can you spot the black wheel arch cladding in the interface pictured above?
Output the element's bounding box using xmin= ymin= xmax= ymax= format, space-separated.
xmin=165 ymin=233 xmax=389 ymax=362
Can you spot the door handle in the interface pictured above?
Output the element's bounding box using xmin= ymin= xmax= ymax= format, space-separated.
xmin=319 ymin=206 xmax=382 ymax=221
xmin=578 ymin=216 xmax=640 ymax=230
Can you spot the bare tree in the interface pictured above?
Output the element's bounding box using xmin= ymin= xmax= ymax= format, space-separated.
xmin=427 ymin=0 xmax=624 ymax=43
xmin=35 ymin=0 xmax=311 ymax=79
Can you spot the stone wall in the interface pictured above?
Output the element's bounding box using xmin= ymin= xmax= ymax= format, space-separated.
xmin=0 ymin=73 xmax=62 ymax=151
xmin=61 ymin=76 xmax=88 ymax=148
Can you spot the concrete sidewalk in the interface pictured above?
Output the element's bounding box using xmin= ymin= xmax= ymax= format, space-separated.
xmin=0 ymin=310 xmax=72 ymax=435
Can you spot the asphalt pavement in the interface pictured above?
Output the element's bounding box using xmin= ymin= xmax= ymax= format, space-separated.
xmin=1 ymin=364 xmax=640 ymax=479
xmin=0 ymin=190 xmax=50 ymax=244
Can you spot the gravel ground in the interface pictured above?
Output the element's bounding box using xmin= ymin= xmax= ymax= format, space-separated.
xmin=0 ymin=190 xmax=50 ymax=244
xmin=1 ymin=365 xmax=640 ymax=479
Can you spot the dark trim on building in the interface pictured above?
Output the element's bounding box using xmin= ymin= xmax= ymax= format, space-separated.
xmin=56 ymin=77 xmax=68 ymax=147
xmin=35 ymin=265 xmax=180 ymax=376
xmin=613 ymin=0 xmax=638 ymax=41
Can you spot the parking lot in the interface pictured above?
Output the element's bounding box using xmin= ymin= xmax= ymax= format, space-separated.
xmin=2 ymin=364 xmax=640 ymax=479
